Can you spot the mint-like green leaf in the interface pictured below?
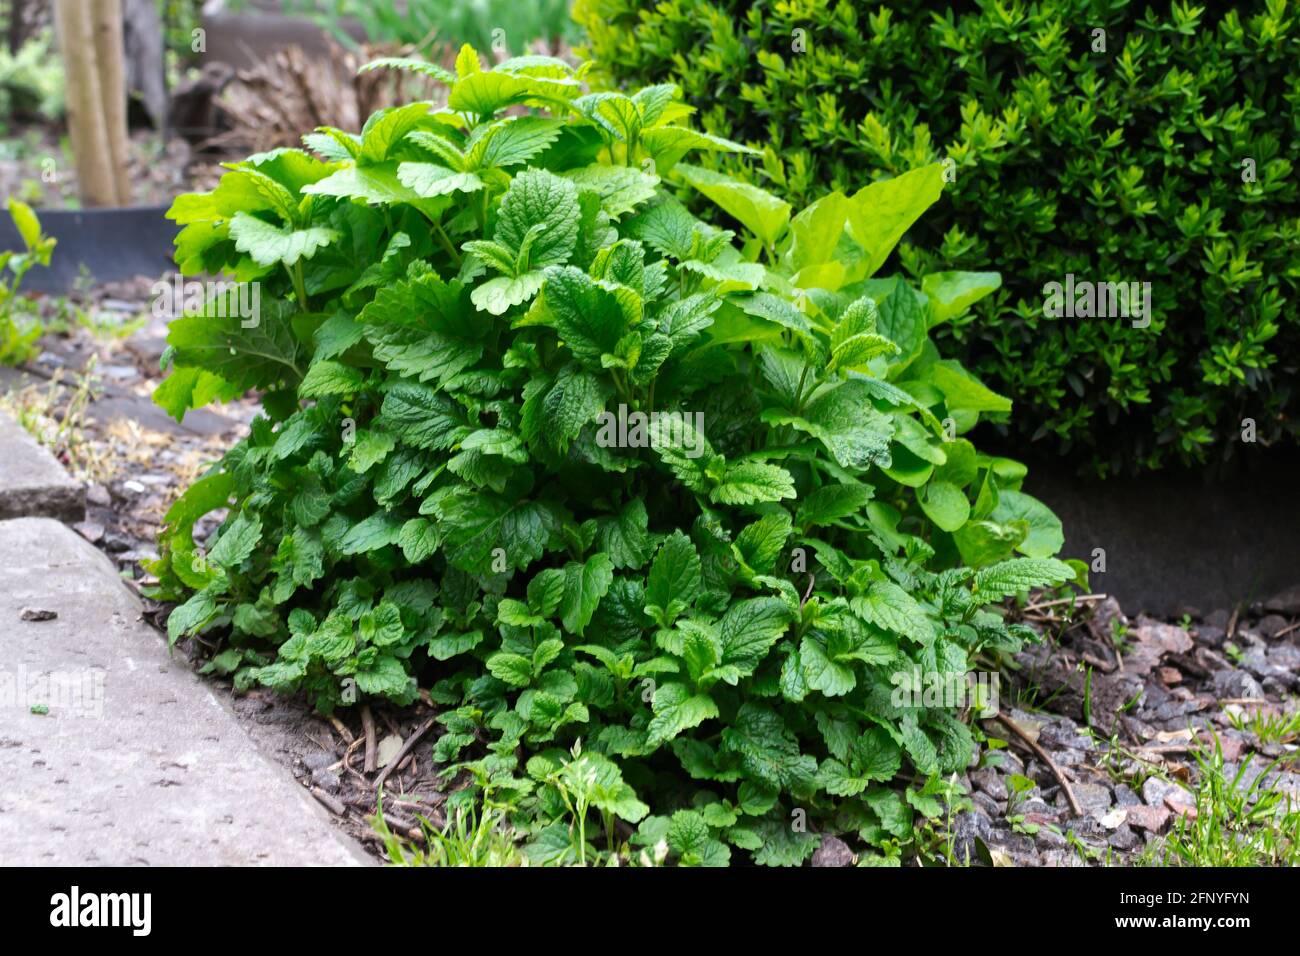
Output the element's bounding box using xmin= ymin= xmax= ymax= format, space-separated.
xmin=972 ymin=557 xmax=1074 ymax=604
xmin=378 ymin=382 xmax=472 ymax=451
xmin=338 ymin=511 xmax=403 ymax=555
xmin=595 ymin=499 xmax=652 ymax=570
xmin=396 ymin=163 xmax=484 ymax=197
xmin=920 ymin=481 xmax=971 ymax=533
xmin=648 ymin=682 xmax=719 ymax=746
xmin=208 ymin=512 xmax=262 ymax=568
xmin=852 ymin=581 xmax=934 ymax=646
xmin=921 ymin=271 xmax=1001 ymax=327
xmin=990 ymin=490 xmax=1064 ymax=559
xmin=711 ymin=461 xmax=796 ymax=506
xmin=796 ymin=483 xmax=874 ymax=529
xmin=559 ymin=553 xmax=615 ymax=637
xmin=229 ymin=212 xmax=338 ymax=267
xmin=299 ymin=360 xmax=365 ymax=397
xmin=495 ymin=168 xmax=580 ymax=269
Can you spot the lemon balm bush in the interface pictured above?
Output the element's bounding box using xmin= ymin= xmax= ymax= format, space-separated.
xmin=576 ymin=0 xmax=1300 ymax=475
xmin=151 ymin=49 xmax=1074 ymax=864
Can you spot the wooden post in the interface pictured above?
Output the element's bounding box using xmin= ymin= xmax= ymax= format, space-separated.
xmin=53 ymin=0 xmax=122 ymax=207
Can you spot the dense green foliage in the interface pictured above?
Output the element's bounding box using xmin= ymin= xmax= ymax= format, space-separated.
xmin=0 ymin=26 xmax=63 ymax=126
xmin=151 ymin=48 xmax=1074 ymax=864
xmin=576 ymin=0 xmax=1300 ymax=474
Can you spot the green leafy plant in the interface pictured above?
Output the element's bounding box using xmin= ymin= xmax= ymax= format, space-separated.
xmin=150 ymin=48 xmax=1073 ymax=864
xmin=576 ymin=0 xmax=1300 ymax=475
xmin=373 ymin=787 xmax=524 ymax=866
xmin=1 ymin=197 xmax=55 ymax=366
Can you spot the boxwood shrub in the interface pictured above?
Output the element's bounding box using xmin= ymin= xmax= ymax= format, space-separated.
xmin=150 ymin=49 xmax=1075 ymax=864
xmin=575 ymin=0 xmax=1300 ymax=475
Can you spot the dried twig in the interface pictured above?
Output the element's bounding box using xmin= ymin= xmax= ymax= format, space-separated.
xmin=374 ymin=716 xmax=437 ymax=791
xmin=994 ymin=715 xmax=1083 ymax=818
xmin=1274 ymin=620 xmax=1300 ymax=639
xmin=328 ymin=714 xmax=354 ymax=745
xmin=361 ymin=704 xmax=378 ymax=775
xmin=335 ymin=736 xmax=367 ymax=782
xmin=310 ymin=787 xmax=346 ymax=816
xmin=1080 ymin=652 xmax=1117 ymax=674
xmin=1022 ymin=593 xmax=1108 ymax=614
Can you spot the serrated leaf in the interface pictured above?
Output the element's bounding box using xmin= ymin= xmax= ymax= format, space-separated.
xmin=542 ymin=266 xmax=631 ymax=367
xmin=648 ymin=682 xmax=719 ymax=746
xmin=595 ymin=499 xmax=653 ymax=570
xmin=711 ymin=461 xmax=795 ymax=506
xmin=853 ymin=581 xmax=934 ymax=646
xmin=972 ymin=558 xmax=1074 ymax=604
xmin=563 ymin=164 xmax=659 ymax=216
xmin=781 ymin=380 xmax=895 ymax=470
xmin=378 ymin=382 xmax=472 ymax=451
xmin=559 ymin=553 xmax=615 ymax=637
xmin=299 ymin=360 xmax=364 ymax=397
xmin=208 ymin=512 xmax=262 ymax=568
xmin=719 ymin=597 xmax=794 ymax=675
xmin=229 ymin=212 xmax=338 ymax=267
xmin=396 ymin=163 xmax=484 ymax=197
xmin=721 ymin=704 xmax=816 ymax=790
xmin=733 ymin=512 xmax=791 ymax=575
xmin=338 ymin=511 xmax=403 ymax=555
xmin=398 ymin=517 xmax=440 ymax=563
xmin=796 ymin=484 xmax=873 ymax=529
xmin=468 ymin=115 xmax=563 ymax=169
xmin=435 ymin=493 xmax=561 ymax=574
xmin=644 ymin=531 xmax=701 ymax=627
xmin=495 ymin=168 xmax=580 ymax=269
xmin=361 ymin=102 xmax=433 ymax=163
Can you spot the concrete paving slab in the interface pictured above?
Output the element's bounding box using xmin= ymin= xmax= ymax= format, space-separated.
xmin=0 ymin=517 xmax=369 ymax=866
xmin=0 ymin=412 xmax=85 ymax=522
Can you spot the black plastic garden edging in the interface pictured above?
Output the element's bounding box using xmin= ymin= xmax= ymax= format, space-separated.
xmin=0 ymin=204 xmax=177 ymax=293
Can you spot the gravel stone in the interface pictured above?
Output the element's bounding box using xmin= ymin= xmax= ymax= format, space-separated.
xmin=1107 ymin=825 xmax=1141 ymax=851
xmin=1125 ymin=805 xmax=1171 ymax=832
xmin=1071 ymin=783 xmax=1113 ymax=815
xmin=1141 ymin=777 xmax=1193 ymax=809
xmin=1113 ymin=783 xmax=1141 ymax=807
xmin=1210 ymin=669 xmax=1265 ymax=700
xmin=971 ymin=769 xmax=1008 ymax=802
xmin=811 ymin=834 xmax=855 ymax=867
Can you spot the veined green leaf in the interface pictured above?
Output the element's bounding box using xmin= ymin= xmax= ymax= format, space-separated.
xmin=677 ymin=163 xmax=791 ymax=249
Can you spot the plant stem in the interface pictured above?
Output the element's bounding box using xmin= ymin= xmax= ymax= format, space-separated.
xmin=289 ymin=261 xmax=309 ymax=312
xmin=793 ymin=361 xmax=811 ymax=412
xmin=431 ymin=221 xmax=463 ymax=267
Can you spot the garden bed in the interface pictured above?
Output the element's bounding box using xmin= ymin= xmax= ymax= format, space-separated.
xmin=4 ymin=4 xmax=1296 ymax=871
xmin=6 ymin=272 xmax=1297 ymax=867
